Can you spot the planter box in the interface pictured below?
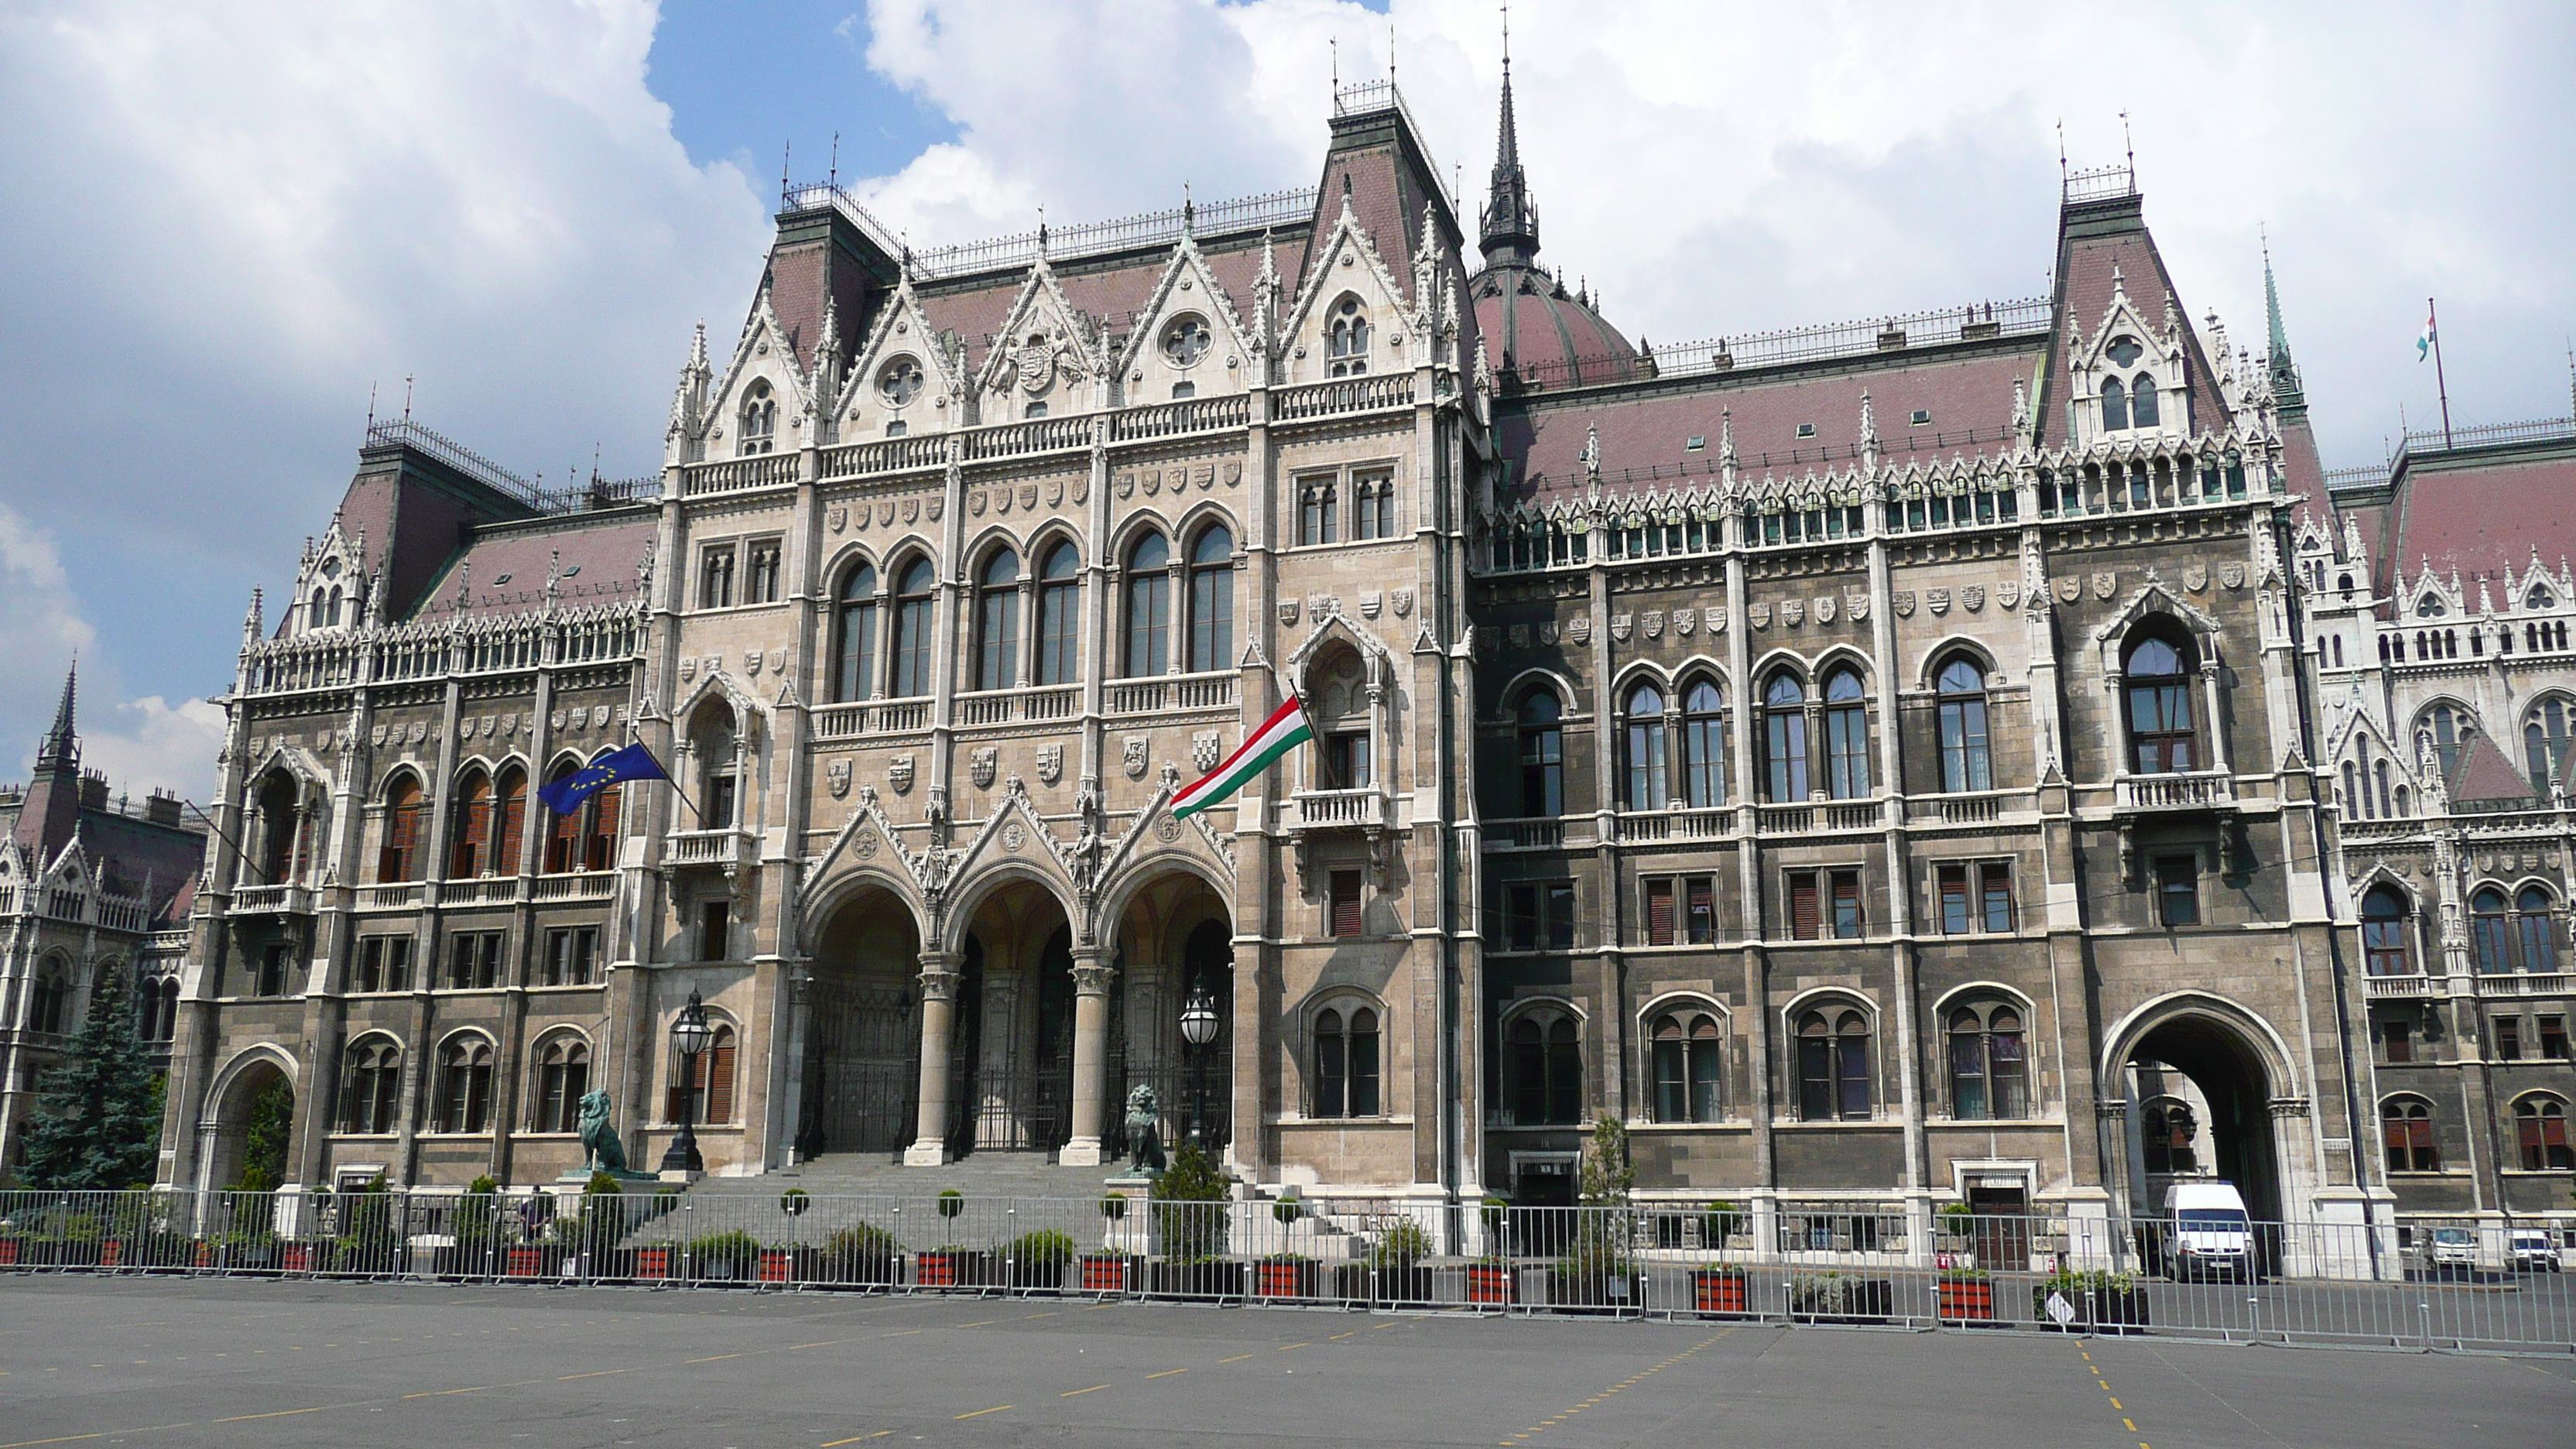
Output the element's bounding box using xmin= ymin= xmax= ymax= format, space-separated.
xmin=98 ymin=1240 xmax=127 ymax=1269
xmin=913 ymin=1249 xmax=995 ymax=1289
xmin=0 ymin=1238 xmax=19 ymax=1266
xmin=1329 ymin=1262 xmax=1434 ymax=1303
xmin=1079 ymin=1253 xmax=1136 ymax=1293
xmin=505 ymin=1245 xmax=563 ymax=1279
xmin=279 ymin=1242 xmax=317 ymax=1273
xmin=1005 ymin=1258 xmax=1066 ymax=1291
xmin=1466 ymin=1262 xmax=1517 ymax=1306
xmin=1937 ymin=1277 xmax=1995 ymax=1323
xmin=1691 ymin=1271 xmax=1749 ymax=1315
xmin=1547 ymin=1270 xmax=1636 ymax=1310
xmin=634 ymin=1245 xmax=677 ymax=1280
xmin=1788 ymin=1277 xmax=1894 ymax=1322
xmin=2033 ymin=1285 xmax=2150 ymax=1333
xmin=1147 ymin=1259 xmax=1238 ymax=1297
xmin=757 ymin=1249 xmax=798 ymax=1284
xmin=1253 ymin=1259 xmax=1320 ymax=1300
xmin=813 ymin=1251 xmax=902 ymax=1286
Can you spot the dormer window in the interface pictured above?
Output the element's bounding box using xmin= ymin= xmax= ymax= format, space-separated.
xmin=1795 ymin=422 xmax=1817 ymax=439
xmin=1327 ymin=297 xmax=1370 ymax=377
xmin=738 ymin=379 xmax=776 ymax=456
xmin=2105 ymin=334 xmax=2144 ymax=367
xmin=1910 ymin=409 xmax=1932 ymax=426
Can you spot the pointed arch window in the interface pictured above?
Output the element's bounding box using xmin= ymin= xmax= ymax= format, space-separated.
xmin=1124 ymin=533 xmax=1171 ymax=676
xmin=2100 ymin=376 xmax=2129 ymax=431
xmin=1822 ymin=667 xmax=1870 ymax=799
xmin=2515 ymin=886 xmax=2560 ymax=974
xmin=1327 ymin=296 xmax=1370 ymax=376
xmin=1508 ymin=1012 xmax=1583 ymax=1125
xmin=1797 ymin=1008 xmax=1872 ymax=1121
xmin=532 ymin=1036 xmax=591 ymax=1134
xmin=1186 ymin=525 xmax=1233 ymax=672
xmin=489 ymin=765 xmax=527 ymax=877
xmin=1036 ymin=543 xmax=1081 ymax=685
xmin=668 ymin=1024 xmax=738 ymax=1124
xmin=833 ymin=563 xmax=878 ymax=703
xmin=584 ymin=769 xmax=622 ymax=872
xmin=2423 ymin=703 xmax=2470 ymax=779
xmin=1682 ymin=679 xmax=1726 ymax=808
xmin=437 ymin=1036 xmax=495 ymax=1134
xmin=974 ymin=547 xmax=1020 ymax=691
xmin=1624 ymin=683 xmax=1669 ymax=811
xmin=1947 ymin=1002 xmax=2027 ymax=1119
xmin=254 ymin=773 xmax=300 ymax=884
xmin=2526 ymin=698 xmax=2571 ymax=793
xmin=447 ymin=769 xmax=492 ymax=879
xmin=1936 ymin=656 xmax=1992 ymax=792
xmin=2471 ymin=888 xmax=2515 ymax=973
xmin=1762 ymin=674 xmax=1810 ymax=802
xmin=545 ymin=761 xmax=584 ymax=873
xmin=1649 ymin=1008 xmax=1724 ymax=1123
xmin=2516 ymin=1098 xmax=2574 ymax=1170
xmin=737 ymin=379 xmax=776 ymax=456
xmin=1517 ymin=691 xmax=1564 ymax=816
xmin=2362 ymin=886 xmax=2414 ymax=975
xmin=2123 ymin=635 xmax=2196 ymax=774
xmin=891 ymin=558 xmax=936 ymax=697
xmin=28 ymin=964 xmax=69 ymax=1035
xmin=2382 ymin=1097 xmax=2439 ymax=1172
xmin=378 ymin=775 xmax=425 ymax=882
xmin=2130 ymin=375 xmax=2160 ymax=428
xmin=341 ymin=1037 xmax=402 ymax=1133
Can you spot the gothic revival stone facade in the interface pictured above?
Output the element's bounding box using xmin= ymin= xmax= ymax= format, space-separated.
xmin=157 ymin=76 xmax=2574 ymax=1244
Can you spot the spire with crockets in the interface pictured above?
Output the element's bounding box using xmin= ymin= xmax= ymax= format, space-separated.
xmin=2263 ymin=235 xmax=2305 ymax=421
xmin=34 ymin=660 xmax=78 ymax=775
xmin=1478 ymin=19 xmax=1540 ymax=268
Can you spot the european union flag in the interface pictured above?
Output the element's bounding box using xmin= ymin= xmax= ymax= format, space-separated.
xmin=540 ymin=742 xmax=669 ymax=816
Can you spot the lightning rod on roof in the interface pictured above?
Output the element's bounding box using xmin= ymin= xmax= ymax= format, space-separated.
xmin=403 ymin=375 xmax=413 ymax=422
xmin=828 ymin=132 xmax=838 ymax=190
xmin=780 ymin=139 xmax=790 ymax=208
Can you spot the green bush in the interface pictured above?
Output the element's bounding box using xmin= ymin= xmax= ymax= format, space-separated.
xmin=824 ymin=1221 xmax=900 ymax=1258
xmin=1002 ymin=1229 xmax=1076 ymax=1266
xmin=1368 ymin=1218 xmax=1433 ymax=1269
xmin=1098 ymin=1194 xmax=1128 ymax=1221
xmin=1151 ymin=1143 xmax=1231 ymax=1262
xmin=1703 ymin=1201 xmax=1745 ymax=1242
xmin=1271 ymin=1197 xmax=1304 ymax=1226
xmin=687 ymin=1228 xmax=762 ymax=1277
xmin=2040 ymin=1266 xmax=2139 ymax=1296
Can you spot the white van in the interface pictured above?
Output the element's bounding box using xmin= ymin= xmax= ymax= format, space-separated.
xmin=2157 ymin=1181 xmax=2255 ymax=1281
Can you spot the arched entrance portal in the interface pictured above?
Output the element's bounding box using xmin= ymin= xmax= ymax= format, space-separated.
xmin=951 ymin=879 xmax=1077 ymax=1155
xmin=1110 ymin=874 xmax=1235 ymax=1158
xmin=2122 ymin=1012 xmax=2285 ymax=1228
xmin=204 ymin=1054 xmax=295 ymax=1193
xmin=803 ymin=885 xmax=922 ymax=1160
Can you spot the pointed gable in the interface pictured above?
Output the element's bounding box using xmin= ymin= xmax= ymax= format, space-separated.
xmin=2038 ymin=189 xmax=2230 ymax=446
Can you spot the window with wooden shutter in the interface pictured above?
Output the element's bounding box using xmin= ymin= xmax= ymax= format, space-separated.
xmin=450 ymin=771 xmax=491 ymax=878
xmin=1646 ymin=879 xmax=1676 ymax=946
xmin=1830 ymin=871 xmax=1862 ymax=938
xmin=1789 ymin=873 xmax=1820 ymax=940
xmin=1938 ymin=865 xmax=1971 ymax=933
xmin=492 ymin=767 xmax=528 ymax=877
xmin=704 ymin=1026 xmax=738 ymax=1123
xmin=587 ymin=783 xmax=622 ymax=872
xmin=1330 ymin=870 xmax=1363 ymax=937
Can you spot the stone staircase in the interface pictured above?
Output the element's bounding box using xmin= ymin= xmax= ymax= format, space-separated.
xmin=683 ymin=1150 xmax=1134 ymax=1201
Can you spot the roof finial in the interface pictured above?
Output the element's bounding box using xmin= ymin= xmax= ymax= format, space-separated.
xmin=827 ymin=132 xmax=838 ymax=191
xmin=2121 ymin=109 xmax=2134 ymax=175
xmin=780 ymin=138 xmax=791 ymax=208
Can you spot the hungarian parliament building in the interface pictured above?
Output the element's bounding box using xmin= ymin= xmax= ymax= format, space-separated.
xmin=70 ymin=74 xmax=2573 ymax=1242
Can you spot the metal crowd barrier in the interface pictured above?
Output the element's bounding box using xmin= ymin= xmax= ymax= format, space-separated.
xmin=3 ymin=1190 xmax=2567 ymax=1355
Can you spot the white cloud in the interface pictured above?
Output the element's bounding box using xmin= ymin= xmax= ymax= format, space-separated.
xmin=76 ymin=696 xmax=228 ymax=810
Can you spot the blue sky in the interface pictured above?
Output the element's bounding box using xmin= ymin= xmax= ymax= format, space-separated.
xmin=0 ymin=1 xmax=2567 ymax=803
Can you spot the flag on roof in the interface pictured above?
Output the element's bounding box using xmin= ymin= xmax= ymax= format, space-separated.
xmin=539 ymin=742 xmax=668 ymax=815
xmin=1172 ymin=694 xmax=1313 ymax=820
xmin=2417 ymin=307 xmax=2437 ymax=361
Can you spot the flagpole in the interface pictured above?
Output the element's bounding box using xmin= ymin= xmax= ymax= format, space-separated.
xmin=2429 ymin=295 xmax=2453 ymax=449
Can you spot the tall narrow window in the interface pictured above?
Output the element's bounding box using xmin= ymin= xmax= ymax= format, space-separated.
xmin=2424 ymin=703 xmax=2469 ymax=780
xmin=698 ymin=543 xmax=737 ymax=608
xmin=1517 ymin=692 xmax=1564 ymax=816
xmin=1300 ymin=479 xmax=1338 ymax=546
xmin=1315 ymin=1008 xmax=1347 ymax=1118
xmin=378 ymin=775 xmax=424 ymax=882
xmin=1125 ymin=533 xmax=1170 ymax=676
xmin=1935 ymin=656 xmax=1992 ymax=792
xmin=1797 ymin=1009 xmax=1871 ymax=1122
xmin=584 ymin=777 xmax=622 ymax=872
xmin=2129 ymin=375 xmax=2160 ymax=428
xmin=1789 ymin=872 xmax=1822 ymax=940
xmin=1686 ymin=877 xmax=1716 ymax=944
xmin=341 ymin=1039 xmax=401 ymax=1133
xmin=447 ymin=769 xmax=492 ymax=878
xmin=744 ymin=539 xmax=783 ymax=604
xmin=1327 ymin=296 xmax=1370 ymax=376
xmin=1682 ymin=680 xmax=1726 ymax=807
xmin=974 ymin=547 xmax=1020 ymax=690
xmin=704 ymin=1026 xmax=738 ymax=1123
xmin=1625 ymin=684 xmax=1669 ymax=810
xmin=1822 ymin=668 xmax=1869 ymax=798
xmin=1034 ymin=543 xmax=1080 ymax=685
xmin=533 ymin=1038 xmax=590 ymax=1133
xmin=2100 ymin=376 xmax=2128 ymax=431
xmin=544 ymin=762 xmax=583 ymax=873
xmin=2125 ymin=635 xmax=2195 ymax=773
xmin=2526 ymin=698 xmax=2572 ymax=793
xmin=2472 ymin=888 xmax=2513 ymax=973
xmin=2516 ymin=887 xmax=2560 ymax=973
xmin=1329 ymin=869 xmax=1363 ymax=937
xmin=1762 ymin=675 xmax=1810 ymax=802
xmin=2155 ymin=855 xmax=2201 ymax=927
xmin=1829 ymin=869 xmax=1862 ymax=938
xmin=1348 ymin=1007 xmax=1380 ymax=1116
xmin=438 ymin=1038 xmax=495 ymax=1133
xmin=833 ymin=563 xmax=878 ymax=702
xmin=1187 ymin=526 xmax=1233 ymax=672
xmin=1645 ymin=878 xmax=1677 ymax=946
xmin=891 ymin=558 xmax=935 ymax=697
xmin=545 ymin=927 xmax=598 ymax=986
xmin=2381 ymin=1098 xmax=2439 ymax=1172
xmin=489 ymin=766 xmax=527 ymax=877
xmin=1509 ymin=1016 xmax=1582 ymax=1125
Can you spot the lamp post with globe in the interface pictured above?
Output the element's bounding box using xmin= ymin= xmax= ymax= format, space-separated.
xmin=660 ymin=991 xmax=713 ymax=1175
xmin=1179 ymin=982 xmax=1220 ymax=1150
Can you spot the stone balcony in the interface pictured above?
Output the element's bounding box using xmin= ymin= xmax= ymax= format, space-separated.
xmin=2113 ymin=770 xmax=2238 ymax=812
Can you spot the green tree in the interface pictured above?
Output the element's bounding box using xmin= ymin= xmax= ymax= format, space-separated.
xmin=234 ymin=1076 xmax=294 ymax=1191
xmin=1577 ymin=1113 xmax=1632 ymax=1206
xmin=19 ymin=963 xmax=161 ymax=1190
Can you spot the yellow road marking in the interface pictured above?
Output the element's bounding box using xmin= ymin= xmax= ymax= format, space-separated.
xmin=957 ymin=1320 xmax=995 ymax=1327
xmin=1219 ymin=1354 xmax=1255 ymax=1363
xmin=1278 ymin=1342 xmax=1307 ymax=1351
xmin=790 ymin=1341 xmax=841 ymax=1350
xmin=2124 ymin=1420 xmax=2138 ymax=1431
xmin=1146 ymin=1368 xmax=1188 ymax=1379
xmin=558 ymin=1369 xmax=626 ymax=1381
xmin=212 ymin=1406 xmax=337 ymax=1422
xmin=1062 ymin=1384 xmax=1109 ymax=1396
xmin=686 ymin=1353 xmax=742 ymax=1363
xmin=882 ymin=1330 xmax=922 ymax=1337
xmin=1329 ymin=1331 xmax=1358 ymax=1340
xmin=1023 ymin=1312 xmax=1056 ymax=1319
xmin=954 ymin=1405 xmax=1011 ymax=1420
xmin=820 ymin=1434 xmax=893 ymax=1445
xmin=2110 ymin=1397 xmax=2123 ymax=1409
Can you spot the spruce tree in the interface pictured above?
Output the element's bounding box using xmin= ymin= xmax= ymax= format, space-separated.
xmin=20 ymin=963 xmax=162 ymax=1190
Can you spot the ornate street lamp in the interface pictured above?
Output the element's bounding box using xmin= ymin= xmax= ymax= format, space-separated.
xmin=1179 ymin=982 xmax=1219 ymax=1149
xmin=661 ymin=990 xmax=713 ymax=1174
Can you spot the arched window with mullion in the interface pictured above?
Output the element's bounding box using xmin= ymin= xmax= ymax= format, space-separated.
xmin=1947 ymin=1004 xmax=2027 ymax=1119
xmin=1187 ymin=525 xmax=1233 ymax=672
xmin=1649 ymin=1009 xmax=1723 ymax=1123
xmin=1516 ymin=691 xmax=1564 ymax=817
xmin=1682 ymin=679 xmax=1726 ymax=808
xmin=2524 ymin=698 xmax=2571 ymax=793
xmin=2514 ymin=886 xmax=2559 ymax=973
xmin=447 ymin=769 xmax=492 ymax=879
xmin=1124 ymin=533 xmax=1170 ymax=677
xmin=1624 ymin=683 xmax=1669 ymax=811
xmin=2124 ymin=635 xmax=2196 ymax=774
xmin=490 ymin=766 xmax=528 ymax=878
xmin=890 ymin=558 xmax=936 ymax=697
xmin=1822 ymin=667 xmax=1870 ymax=798
xmin=974 ymin=546 xmax=1021 ymax=691
xmin=1796 ymin=1008 xmax=1871 ymax=1121
xmin=1507 ymin=1013 xmax=1582 ymax=1125
xmin=1762 ymin=674 xmax=1810 ymax=802
xmin=2382 ymin=1097 xmax=2439 ymax=1172
xmin=378 ymin=774 xmax=425 ymax=882
xmin=2422 ymin=702 xmax=2470 ymax=781
xmin=1935 ymin=656 xmax=1992 ymax=793
xmin=832 ymin=563 xmax=879 ymax=702
xmin=2361 ymin=886 xmax=2413 ymax=975
xmin=2471 ymin=888 xmax=2516 ymax=973
xmin=1034 ymin=543 xmax=1080 ymax=685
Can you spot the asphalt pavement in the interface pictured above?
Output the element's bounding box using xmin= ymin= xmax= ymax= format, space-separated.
xmin=0 ymin=1274 xmax=2567 ymax=1447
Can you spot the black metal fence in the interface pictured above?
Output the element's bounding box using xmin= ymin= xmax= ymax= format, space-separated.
xmin=4 ymin=1191 xmax=2568 ymax=1355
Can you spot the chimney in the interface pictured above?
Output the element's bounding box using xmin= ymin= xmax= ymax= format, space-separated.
xmin=80 ymin=769 xmax=109 ymax=810
xmin=146 ymin=789 xmax=184 ymax=827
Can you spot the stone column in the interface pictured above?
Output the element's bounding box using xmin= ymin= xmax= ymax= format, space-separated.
xmin=905 ymin=950 xmax=959 ymax=1166
xmin=1060 ymin=949 xmax=1117 ymax=1166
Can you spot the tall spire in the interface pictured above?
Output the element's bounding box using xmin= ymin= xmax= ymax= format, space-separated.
xmin=1478 ymin=14 xmax=1540 ymax=267
xmin=2263 ymin=232 xmax=2305 ymax=420
xmin=35 ymin=659 xmax=78 ymax=775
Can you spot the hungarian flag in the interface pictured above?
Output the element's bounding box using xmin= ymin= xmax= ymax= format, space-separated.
xmin=1172 ymin=694 xmax=1313 ymax=820
xmin=2417 ymin=307 xmax=2437 ymax=361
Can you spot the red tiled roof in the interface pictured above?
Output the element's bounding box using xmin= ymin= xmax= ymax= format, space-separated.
xmin=409 ymin=510 xmax=656 ymax=623
xmin=2389 ymin=450 xmax=2576 ymax=581
xmin=2450 ymin=730 xmax=2537 ymax=804
xmin=1473 ymin=268 xmax=1633 ymax=379
xmin=1498 ymin=345 xmax=2042 ymax=505
xmin=2043 ymin=212 xmax=2232 ymax=445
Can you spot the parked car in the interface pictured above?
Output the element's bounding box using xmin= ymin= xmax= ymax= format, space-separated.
xmin=2427 ymin=1228 xmax=2477 ymax=1271
xmin=2509 ymin=1230 xmax=2562 ymax=1273
xmin=2156 ymin=1180 xmax=2254 ymax=1281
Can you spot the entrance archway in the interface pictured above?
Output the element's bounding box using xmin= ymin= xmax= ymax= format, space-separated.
xmin=1108 ymin=872 xmax=1235 ymax=1157
xmin=2120 ymin=1009 xmax=2286 ymax=1228
xmin=950 ymin=878 xmax=1076 ymax=1155
xmin=803 ymin=884 xmax=922 ymax=1160
xmin=204 ymin=1053 xmax=295 ymax=1193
